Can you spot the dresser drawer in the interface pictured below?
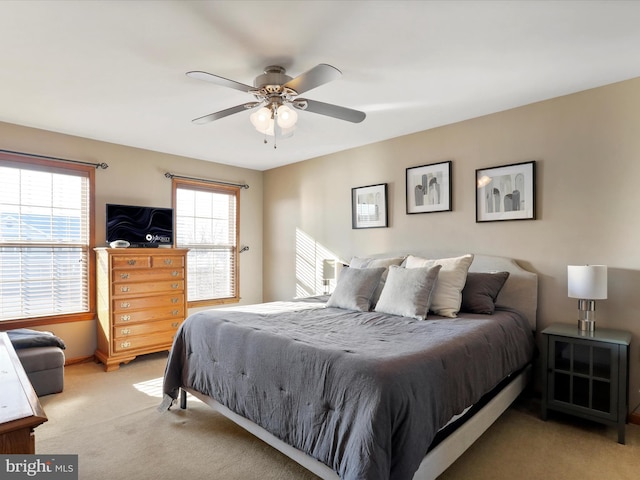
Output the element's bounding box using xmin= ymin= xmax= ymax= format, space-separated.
xmin=113 ymin=318 xmax=182 ymax=338
xmin=112 ymin=255 xmax=151 ymax=269
xmin=112 ymin=293 xmax=184 ymax=313
xmin=112 ymin=331 xmax=176 ymax=353
xmin=112 ymin=268 xmax=184 ymax=283
xmin=112 ymin=305 xmax=185 ymax=325
xmin=152 ymin=255 xmax=185 ymax=268
xmin=112 ymin=280 xmax=184 ymax=296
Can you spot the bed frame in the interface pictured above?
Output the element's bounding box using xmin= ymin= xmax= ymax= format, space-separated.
xmin=178 ymin=253 xmax=538 ymax=480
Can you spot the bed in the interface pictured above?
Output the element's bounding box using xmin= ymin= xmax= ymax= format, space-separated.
xmin=161 ymin=253 xmax=537 ymax=480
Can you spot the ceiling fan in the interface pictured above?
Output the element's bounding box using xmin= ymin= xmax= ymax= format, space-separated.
xmin=186 ymin=64 xmax=366 ymax=144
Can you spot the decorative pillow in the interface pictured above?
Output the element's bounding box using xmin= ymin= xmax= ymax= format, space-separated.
xmin=349 ymin=256 xmax=406 ymax=305
xmin=404 ymin=254 xmax=474 ymax=317
xmin=374 ymin=265 xmax=442 ymax=320
xmin=461 ymin=271 xmax=510 ymax=314
xmin=326 ymin=267 xmax=386 ymax=312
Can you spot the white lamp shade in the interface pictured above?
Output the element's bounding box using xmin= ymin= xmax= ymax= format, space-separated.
xmin=322 ymin=259 xmax=335 ymax=280
xmin=567 ymin=265 xmax=607 ymax=299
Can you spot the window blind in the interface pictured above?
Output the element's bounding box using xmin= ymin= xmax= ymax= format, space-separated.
xmin=174 ymin=183 xmax=239 ymax=302
xmin=0 ymin=162 xmax=90 ymax=320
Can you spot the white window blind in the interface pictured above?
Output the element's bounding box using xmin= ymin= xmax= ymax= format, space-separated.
xmin=0 ymin=162 xmax=90 ymax=321
xmin=174 ymin=182 xmax=238 ymax=302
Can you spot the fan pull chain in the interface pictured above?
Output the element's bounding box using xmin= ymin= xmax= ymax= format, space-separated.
xmin=273 ymin=108 xmax=278 ymax=149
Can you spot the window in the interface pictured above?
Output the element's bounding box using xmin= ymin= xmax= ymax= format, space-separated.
xmin=0 ymin=153 xmax=95 ymax=326
xmin=173 ymin=178 xmax=239 ymax=306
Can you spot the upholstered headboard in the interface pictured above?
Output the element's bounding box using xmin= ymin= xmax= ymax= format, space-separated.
xmin=468 ymin=254 xmax=538 ymax=331
xmin=348 ymin=252 xmax=538 ymax=330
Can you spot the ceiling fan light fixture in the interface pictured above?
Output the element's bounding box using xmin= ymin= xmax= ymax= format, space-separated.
xmin=188 ymin=63 xmax=365 ymax=146
xmin=250 ymin=106 xmax=273 ymax=132
xmin=276 ymin=104 xmax=298 ymax=129
xmin=253 ymin=117 xmax=296 ymax=138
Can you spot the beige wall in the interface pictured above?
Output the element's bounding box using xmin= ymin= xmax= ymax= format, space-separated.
xmin=263 ymin=77 xmax=640 ymax=413
xmin=0 ymin=122 xmax=263 ymax=361
xmin=3 ymin=77 xmax=639 ymax=412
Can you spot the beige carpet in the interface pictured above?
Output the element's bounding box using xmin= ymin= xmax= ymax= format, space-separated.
xmin=36 ymin=352 xmax=639 ymax=480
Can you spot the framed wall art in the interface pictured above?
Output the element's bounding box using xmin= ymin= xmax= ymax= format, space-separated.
xmin=406 ymin=160 xmax=452 ymax=214
xmin=352 ymin=183 xmax=388 ymax=229
xmin=476 ymin=160 xmax=536 ymax=222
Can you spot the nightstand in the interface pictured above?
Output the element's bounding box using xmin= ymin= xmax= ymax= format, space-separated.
xmin=541 ymin=323 xmax=631 ymax=444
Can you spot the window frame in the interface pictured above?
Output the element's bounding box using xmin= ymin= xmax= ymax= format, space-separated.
xmin=172 ymin=177 xmax=240 ymax=308
xmin=0 ymin=151 xmax=96 ymax=329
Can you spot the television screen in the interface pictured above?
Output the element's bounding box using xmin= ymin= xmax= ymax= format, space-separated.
xmin=106 ymin=204 xmax=173 ymax=247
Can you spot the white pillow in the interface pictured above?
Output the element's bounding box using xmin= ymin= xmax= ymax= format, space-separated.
xmin=374 ymin=265 xmax=442 ymax=320
xmin=404 ymin=254 xmax=474 ymax=317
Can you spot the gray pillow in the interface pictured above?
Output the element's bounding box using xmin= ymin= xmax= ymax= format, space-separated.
xmin=460 ymin=271 xmax=510 ymax=314
xmin=349 ymin=256 xmax=406 ymax=305
xmin=326 ymin=267 xmax=386 ymax=311
xmin=374 ymin=265 xmax=442 ymax=320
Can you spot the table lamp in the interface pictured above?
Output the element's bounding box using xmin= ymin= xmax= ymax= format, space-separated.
xmin=322 ymin=259 xmax=336 ymax=295
xmin=567 ymin=265 xmax=607 ymax=332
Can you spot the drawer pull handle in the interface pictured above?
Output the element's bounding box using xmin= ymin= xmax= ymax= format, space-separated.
xmin=120 ymin=314 xmax=131 ymax=322
xmin=171 ymin=298 xmax=179 ymax=304
xmin=172 ymin=309 xmax=179 ymax=316
xmin=120 ymin=273 xmax=129 ymax=279
xmin=121 ymin=286 xmax=130 ymax=293
xmin=171 ymin=283 xmax=179 ymax=289
xmin=171 ymin=322 xmax=179 ymax=328
xmin=120 ymin=302 xmax=130 ymax=308
xmin=128 ymin=259 xmax=137 ymax=266
xmin=171 ymin=271 xmax=179 ymax=277
xmin=120 ymin=328 xmax=131 ymax=335
xmin=120 ymin=341 xmax=131 ymax=349
xmin=164 ymin=259 xmax=173 ymax=265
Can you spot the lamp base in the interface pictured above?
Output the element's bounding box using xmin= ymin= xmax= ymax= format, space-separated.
xmin=578 ymin=319 xmax=596 ymax=332
xmin=577 ymin=299 xmax=597 ymax=332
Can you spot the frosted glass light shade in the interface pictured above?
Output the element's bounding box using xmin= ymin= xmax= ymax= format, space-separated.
xmin=250 ymin=107 xmax=272 ymax=133
xmin=250 ymin=105 xmax=297 ymax=138
xmin=277 ymin=105 xmax=298 ymax=129
xmin=567 ymin=265 xmax=607 ymax=299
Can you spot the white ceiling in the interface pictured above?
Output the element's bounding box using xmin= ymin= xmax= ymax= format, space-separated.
xmin=1 ymin=1 xmax=640 ymax=171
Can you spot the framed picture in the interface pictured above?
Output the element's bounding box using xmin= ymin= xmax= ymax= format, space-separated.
xmin=406 ymin=160 xmax=452 ymax=214
xmin=476 ymin=161 xmax=536 ymax=222
xmin=352 ymin=183 xmax=388 ymax=229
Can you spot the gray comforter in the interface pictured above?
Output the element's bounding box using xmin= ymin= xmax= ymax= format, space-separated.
xmin=162 ymin=299 xmax=534 ymax=480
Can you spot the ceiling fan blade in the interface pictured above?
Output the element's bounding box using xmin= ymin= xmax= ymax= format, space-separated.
xmin=192 ymin=102 xmax=261 ymax=125
xmin=186 ymin=71 xmax=254 ymax=93
xmin=293 ymin=98 xmax=366 ymax=123
xmin=283 ymin=64 xmax=342 ymax=95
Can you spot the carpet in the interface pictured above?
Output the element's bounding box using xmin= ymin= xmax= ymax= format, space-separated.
xmin=36 ymin=352 xmax=640 ymax=479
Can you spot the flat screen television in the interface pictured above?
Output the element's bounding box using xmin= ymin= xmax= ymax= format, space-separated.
xmin=106 ymin=203 xmax=174 ymax=248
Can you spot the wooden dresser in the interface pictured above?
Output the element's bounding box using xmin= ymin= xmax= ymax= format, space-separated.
xmin=95 ymin=248 xmax=189 ymax=371
xmin=0 ymin=332 xmax=47 ymax=453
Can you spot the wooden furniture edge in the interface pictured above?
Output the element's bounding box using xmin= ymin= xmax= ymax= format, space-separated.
xmin=0 ymin=332 xmax=47 ymax=454
xmin=0 ymin=333 xmax=47 ymax=422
